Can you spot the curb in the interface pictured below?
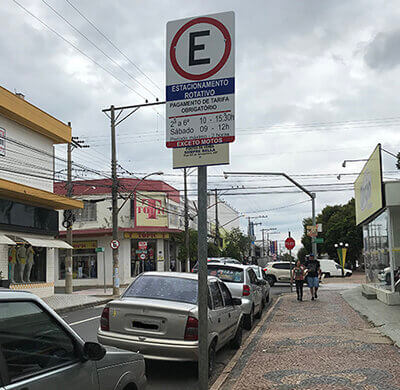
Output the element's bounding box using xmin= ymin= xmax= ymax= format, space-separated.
xmin=52 ymin=297 xmax=115 ymax=315
xmin=210 ymin=296 xmax=282 ymax=390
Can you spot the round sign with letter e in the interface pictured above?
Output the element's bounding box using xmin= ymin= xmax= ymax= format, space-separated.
xmin=285 ymin=237 xmax=295 ymax=250
xmin=110 ymin=239 xmax=120 ymax=250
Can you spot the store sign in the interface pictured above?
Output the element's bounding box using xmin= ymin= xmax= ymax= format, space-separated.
xmin=124 ymin=232 xmax=170 ymax=239
xmin=135 ymin=192 xmax=168 ymax=227
xmin=73 ymin=241 xmax=97 ymax=249
xmin=354 ymin=144 xmax=384 ymax=225
xmin=0 ymin=127 xmax=5 ymax=156
xmin=138 ymin=241 xmax=148 ymax=250
xmin=173 ymin=143 xmax=229 ymax=168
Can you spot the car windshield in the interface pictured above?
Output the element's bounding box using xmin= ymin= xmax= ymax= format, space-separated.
xmin=124 ymin=275 xmax=198 ymax=304
xmin=207 ymin=266 xmax=244 ymax=283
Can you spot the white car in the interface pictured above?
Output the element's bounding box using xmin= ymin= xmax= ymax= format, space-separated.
xmin=319 ymin=259 xmax=352 ymax=277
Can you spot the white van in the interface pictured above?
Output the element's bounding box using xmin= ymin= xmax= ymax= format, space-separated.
xmin=319 ymin=259 xmax=352 ymax=277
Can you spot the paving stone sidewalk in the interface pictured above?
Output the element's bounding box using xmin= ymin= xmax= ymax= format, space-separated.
xmin=218 ymin=291 xmax=400 ymax=390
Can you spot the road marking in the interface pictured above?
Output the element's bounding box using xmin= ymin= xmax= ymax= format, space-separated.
xmin=69 ymin=316 xmax=101 ymax=326
xmin=210 ymin=296 xmax=281 ymax=390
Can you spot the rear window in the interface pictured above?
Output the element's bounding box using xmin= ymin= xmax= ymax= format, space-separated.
xmin=207 ymin=266 xmax=244 ymax=283
xmin=124 ymin=275 xmax=198 ymax=304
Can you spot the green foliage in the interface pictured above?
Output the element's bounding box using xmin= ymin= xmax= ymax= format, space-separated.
xmin=281 ymin=253 xmax=295 ymax=262
xmin=297 ymin=247 xmax=308 ymax=262
xmin=298 ymin=198 xmax=362 ymax=267
xmin=221 ymin=227 xmax=251 ymax=261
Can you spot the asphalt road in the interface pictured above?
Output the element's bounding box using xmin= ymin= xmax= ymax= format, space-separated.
xmin=63 ymin=285 xmax=290 ymax=389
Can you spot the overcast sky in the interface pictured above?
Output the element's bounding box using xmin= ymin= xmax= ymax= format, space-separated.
xmin=2 ymin=0 xmax=400 ymax=252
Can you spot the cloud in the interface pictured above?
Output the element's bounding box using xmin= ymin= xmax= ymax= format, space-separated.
xmin=364 ymin=30 xmax=400 ymax=71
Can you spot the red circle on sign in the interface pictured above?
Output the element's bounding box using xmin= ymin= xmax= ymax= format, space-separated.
xmin=285 ymin=237 xmax=295 ymax=250
xmin=110 ymin=240 xmax=120 ymax=250
xmin=170 ymin=17 xmax=232 ymax=81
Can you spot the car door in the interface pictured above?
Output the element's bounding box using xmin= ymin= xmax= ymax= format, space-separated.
xmin=247 ymin=269 xmax=262 ymax=312
xmin=217 ymin=281 xmax=239 ymax=344
xmin=274 ymin=262 xmax=291 ymax=281
xmin=0 ymin=300 xmax=98 ymax=390
xmin=208 ymin=281 xmax=226 ymax=349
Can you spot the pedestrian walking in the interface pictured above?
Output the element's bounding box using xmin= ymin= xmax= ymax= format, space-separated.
xmin=291 ymin=260 xmax=307 ymax=301
xmin=305 ymin=253 xmax=321 ymax=300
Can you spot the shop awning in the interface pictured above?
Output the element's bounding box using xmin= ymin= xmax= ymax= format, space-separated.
xmin=20 ymin=236 xmax=73 ymax=249
xmin=0 ymin=235 xmax=16 ymax=245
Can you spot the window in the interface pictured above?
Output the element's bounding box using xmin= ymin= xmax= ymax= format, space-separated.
xmin=74 ymin=201 xmax=96 ymax=222
xmin=218 ymin=282 xmax=233 ymax=306
xmin=59 ymin=249 xmax=98 ymax=280
xmin=0 ymin=301 xmax=78 ymax=383
xmin=272 ymin=263 xmax=290 ymax=270
xmin=248 ymin=269 xmax=258 ymax=285
xmin=207 ymin=265 xmax=244 ymax=283
xmin=124 ymin=275 xmax=198 ymax=305
xmin=209 ymin=282 xmax=224 ymax=309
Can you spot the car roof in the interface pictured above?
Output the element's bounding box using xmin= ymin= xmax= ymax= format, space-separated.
xmin=207 ymin=262 xmax=249 ymax=270
xmin=139 ymin=271 xmax=218 ymax=282
xmin=0 ymin=289 xmax=38 ymax=300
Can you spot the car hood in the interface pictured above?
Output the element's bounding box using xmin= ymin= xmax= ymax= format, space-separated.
xmin=95 ymin=347 xmax=144 ymax=369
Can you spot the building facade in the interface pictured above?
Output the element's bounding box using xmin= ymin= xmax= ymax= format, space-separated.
xmin=0 ymin=86 xmax=82 ymax=297
xmin=54 ymin=178 xmax=183 ymax=288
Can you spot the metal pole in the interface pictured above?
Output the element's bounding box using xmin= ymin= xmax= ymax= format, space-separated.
xmin=184 ymin=168 xmax=190 ymax=272
xmin=111 ymin=105 xmax=120 ymax=296
xmin=262 ymin=229 xmax=265 ymax=257
xmin=289 ymin=231 xmax=293 ymax=293
xmin=103 ymin=251 xmax=106 ymax=293
xmin=311 ymin=193 xmax=317 ymax=256
xmin=198 ymin=166 xmax=208 ymax=390
xmin=65 ymin=124 xmax=73 ymax=294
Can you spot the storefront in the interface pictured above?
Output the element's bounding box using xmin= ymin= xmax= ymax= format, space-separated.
xmin=355 ymin=144 xmax=400 ymax=305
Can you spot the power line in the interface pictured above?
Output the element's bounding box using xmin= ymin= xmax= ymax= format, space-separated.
xmin=64 ymin=0 xmax=161 ymax=93
xmin=40 ymin=0 xmax=157 ymax=99
xmin=12 ymin=0 xmax=147 ymax=100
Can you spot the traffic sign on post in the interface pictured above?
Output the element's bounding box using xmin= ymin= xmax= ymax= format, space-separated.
xmin=166 ymin=12 xmax=235 ymax=150
xmin=285 ymin=237 xmax=295 ymax=250
xmin=110 ymin=240 xmax=120 ymax=250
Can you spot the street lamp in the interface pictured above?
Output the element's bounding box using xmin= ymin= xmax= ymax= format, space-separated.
xmin=224 ymin=171 xmax=317 ymax=255
xmin=335 ymin=242 xmax=349 ymax=276
xmin=342 ymin=159 xmax=368 ymax=168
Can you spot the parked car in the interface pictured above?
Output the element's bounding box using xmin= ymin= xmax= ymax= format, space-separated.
xmin=191 ymin=257 xmax=241 ymax=272
xmin=319 ymin=259 xmax=352 ymax=277
xmin=97 ymin=272 xmax=243 ymax=376
xmin=263 ymin=261 xmax=292 ymax=286
xmin=207 ymin=263 xmax=263 ymax=330
xmin=248 ymin=265 xmax=271 ymax=307
xmin=0 ymin=289 xmax=146 ymax=390
xmin=379 ymin=266 xmax=400 ymax=285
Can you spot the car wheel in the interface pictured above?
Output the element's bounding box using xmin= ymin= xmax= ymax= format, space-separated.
xmin=345 ymin=272 xmax=352 ymax=277
xmin=266 ymin=275 xmax=275 ymax=287
xmin=386 ymin=273 xmax=391 ymax=285
xmin=208 ymin=340 xmax=216 ymax=377
xmin=230 ymin=320 xmax=243 ymax=349
xmin=255 ymin=303 xmax=262 ymax=319
xmin=265 ymin=292 xmax=270 ymax=303
xmin=244 ymin=306 xmax=254 ymax=330
xmin=324 ymin=272 xmax=330 ymax=278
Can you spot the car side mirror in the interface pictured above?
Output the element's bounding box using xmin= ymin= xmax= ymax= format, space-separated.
xmin=232 ymin=298 xmax=242 ymax=305
xmin=83 ymin=342 xmax=106 ymax=361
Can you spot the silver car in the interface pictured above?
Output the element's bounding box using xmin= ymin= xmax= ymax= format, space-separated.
xmin=0 ymin=289 xmax=146 ymax=390
xmin=248 ymin=265 xmax=271 ymax=308
xmin=207 ymin=263 xmax=263 ymax=330
xmin=97 ymin=272 xmax=243 ymax=374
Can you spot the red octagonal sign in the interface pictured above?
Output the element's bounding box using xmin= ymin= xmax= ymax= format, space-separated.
xmin=285 ymin=237 xmax=295 ymax=250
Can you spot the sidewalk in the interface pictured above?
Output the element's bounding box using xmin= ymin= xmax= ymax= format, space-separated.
xmin=213 ymin=290 xmax=400 ymax=390
xmin=44 ymin=287 xmax=125 ymax=314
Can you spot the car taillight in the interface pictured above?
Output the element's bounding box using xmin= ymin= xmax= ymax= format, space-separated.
xmin=243 ymin=285 xmax=251 ymax=296
xmin=100 ymin=307 xmax=110 ymax=331
xmin=184 ymin=316 xmax=198 ymax=341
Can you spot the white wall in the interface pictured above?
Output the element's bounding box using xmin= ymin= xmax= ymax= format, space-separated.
xmin=0 ymin=115 xmax=54 ymax=192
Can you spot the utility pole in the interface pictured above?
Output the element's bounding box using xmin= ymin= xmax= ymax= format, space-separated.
xmin=65 ymin=127 xmax=73 ymax=294
xmin=311 ymin=193 xmax=317 ymax=256
xmin=184 ymin=168 xmax=190 ymax=272
xmin=289 ymin=231 xmax=293 ymax=292
xmin=262 ymin=229 xmax=265 ymax=257
xmin=214 ymin=189 xmax=219 ymax=247
xmin=110 ymin=105 xmax=120 ymax=296
xmin=64 ymin=127 xmax=88 ymax=294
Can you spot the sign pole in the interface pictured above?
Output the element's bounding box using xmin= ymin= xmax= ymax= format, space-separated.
xmin=103 ymin=251 xmax=106 ymax=293
xmin=198 ymin=165 xmax=208 ymax=390
xmin=289 ymin=231 xmax=293 ymax=293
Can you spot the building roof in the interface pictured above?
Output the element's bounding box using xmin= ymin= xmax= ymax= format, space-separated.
xmin=0 ymin=177 xmax=83 ymax=210
xmin=54 ymin=178 xmax=180 ymax=203
xmin=0 ymin=85 xmax=71 ymax=144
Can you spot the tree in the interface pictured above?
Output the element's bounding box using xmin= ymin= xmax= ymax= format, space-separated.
xmin=281 ymin=253 xmax=295 ymax=262
xmin=297 ymin=247 xmax=308 ymax=262
xmin=221 ymin=228 xmax=251 ymax=261
xmin=298 ymin=198 xmax=362 ymax=268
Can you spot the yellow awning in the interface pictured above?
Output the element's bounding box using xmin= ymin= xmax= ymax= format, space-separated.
xmin=0 ymin=86 xmax=71 ymax=144
xmin=0 ymin=178 xmax=83 ymax=210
